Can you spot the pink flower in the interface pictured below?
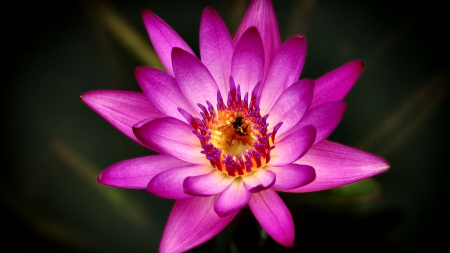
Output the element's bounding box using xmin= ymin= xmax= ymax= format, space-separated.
xmin=81 ymin=0 xmax=389 ymax=252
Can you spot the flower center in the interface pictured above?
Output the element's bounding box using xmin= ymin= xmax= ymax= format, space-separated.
xmin=179 ymin=77 xmax=282 ymax=177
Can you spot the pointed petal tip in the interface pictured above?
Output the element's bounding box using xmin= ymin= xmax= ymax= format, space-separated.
xmin=354 ymin=59 xmax=365 ymax=68
xmin=381 ymin=160 xmax=391 ymax=172
xmin=134 ymin=66 xmax=145 ymax=75
xmin=131 ymin=117 xmax=150 ymax=131
xmin=171 ymin=46 xmax=182 ymax=55
xmin=97 ymin=172 xmax=103 ymax=183
xmin=311 ymin=59 xmax=366 ymax=108
xmin=203 ymin=6 xmax=215 ymax=13
xmin=171 ymin=47 xmax=196 ymax=62
xmin=141 ymin=10 xmax=158 ymax=25
xmin=159 ymin=196 xmax=237 ymax=253
xmin=246 ymin=25 xmax=259 ymax=34
xmin=142 ymin=9 xmax=153 ymax=18
xmin=291 ymin=34 xmax=306 ymax=41
xmin=79 ymin=90 xmax=94 ymax=103
xmin=286 ymin=140 xmax=390 ymax=192
xmin=171 ymin=46 xmax=188 ymax=58
xmin=347 ymin=59 xmax=365 ymax=72
xmin=249 ymin=189 xmax=295 ymax=248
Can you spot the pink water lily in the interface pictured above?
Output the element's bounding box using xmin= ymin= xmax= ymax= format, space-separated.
xmin=82 ymin=0 xmax=389 ymax=252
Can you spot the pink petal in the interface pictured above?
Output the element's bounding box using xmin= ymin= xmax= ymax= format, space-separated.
xmin=214 ymin=179 xmax=251 ymax=217
xmin=184 ymin=171 xmax=234 ymax=196
xmin=172 ymin=47 xmax=219 ymax=108
xmin=98 ymin=154 xmax=191 ymax=189
xmin=248 ymin=188 xmax=294 ymax=247
xmin=133 ymin=117 xmax=206 ymax=164
xmin=159 ymin=196 xmax=237 ymax=253
xmin=278 ymin=101 xmax=347 ymax=144
xmin=267 ymin=164 xmax=316 ymax=190
xmin=260 ymin=35 xmax=307 ymax=113
xmin=311 ymin=60 xmax=364 ymax=108
xmin=147 ymin=165 xmax=212 ymax=199
xmin=135 ymin=66 xmax=199 ymax=121
xmin=242 ymin=169 xmax=276 ymax=193
xmin=231 ymin=27 xmax=264 ymax=95
xmin=285 ymin=140 xmax=390 ymax=193
xmin=142 ymin=10 xmax=195 ymax=76
xmin=270 ymin=125 xmax=316 ymax=166
xmin=200 ymin=7 xmax=233 ymax=97
xmin=81 ymin=90 xmax=162 ymax=147
xmin=266 ymin=79 xmax=314 ymax=137
xmin=234 ymin=0 xmax=281 ymax=74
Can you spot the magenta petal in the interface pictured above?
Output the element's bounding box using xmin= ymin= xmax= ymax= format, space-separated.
xmin=248 ymin=189 xmax=294 ymax=247
xmin=81 ymin=90 xmax=163 ymax=146
xmin=142 ymin=10 xmax=195 ymax=76
xmin=214 ymin=179 xmax=251 ymax=217
xmin=184 ymin=171 xmax=234 ymax=197
xmin=133 ymin=117 xmax=206 ymax=164
xmin=242 ymin=169 xmax=276 ymax=193
xmin=172 ymin=47 xmax=219 ymax=108
xmin=311 ymin=60 xmax=365 ymax=108
xmin=159 ymin=196 xmax=237 ymax=253
xmin=98 ymin=154 xmax=190 ymax=189
xmin=200 ymin=7 xmax=233 ymax=97
xmin=268 ymin=164 xmax=316 ymax=190
xmin=286 ymin=140 xmax=390 ymax=193
xmin=231 ymin=27 xmax=264 ymax=95
xmin=270 ymin=125 xmax=316 ymax=166
xmin=234 ymin=0 xmax=281 ymax=73
xmin=278 ymin=101 xmax=347 ymax=144
xmin=261 ymin=35 xmax=307 ymax=113
xmin=135 ymin=66 xmax=199 ymax=121
xmin=148 ymin=165 xmax=211 ymax=199
xmin=266 ymin=79 xmax=314 ymax=136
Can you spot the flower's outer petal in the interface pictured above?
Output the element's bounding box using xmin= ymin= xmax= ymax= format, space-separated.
xmin=270 ymin=125 xmax=316 ymax=166
xmin=159 ymin=196 xmax=238 ymax=253
xmin=311 ymin=60 xmax=364 ymax=108
xmin=98 ymin=154 xmax=190 ymax=189
xmin=81 ymin=90 xmax=163 ymax=147
xmin=214 ymin=178 xmax=251 ymax=217
xmin=284 ymin=140 xmax=390 ymax=193
xmin=231 ymin=27 xmax=264 ymax=95
xmin=135 ymin=66 xmax=199 ymax=121
xmin=142 ymin=10 xmax=195 ymax=77
xmin=148 ymin=165 xmax=212 ymax=199
xmin=200 ymin=7 xmax=233 ymax=97
xmin=268 ymin=164 xmax=316 ymax=190
xmin=266 ymin=79 xmax=314 ymax=136
xmin=242 ymin=169 xmax=276 ymax=193
xmin=184 ymin=171 xmax=234 ymax=196
xmin=248 ymin=188 xmax=294 ymax=247
xmin=234 ymin=0 xmax=280 ymax=74
xmin=172 ymin=47 xmax=219 ymax=108
xmin=261 ymin=35 xmax=307 ymax=113
xmin=133 ymin=117 xmax=207 ymax=164
xmin=278 ymin=101 xmax=347 ymax=144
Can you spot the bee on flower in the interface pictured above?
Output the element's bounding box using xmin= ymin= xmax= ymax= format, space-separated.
xmin=82 ymin=0 xmax=389 ymax=252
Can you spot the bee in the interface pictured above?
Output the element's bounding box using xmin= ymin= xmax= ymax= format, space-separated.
xmin=218 ymin=116 xmax=249 ymax=136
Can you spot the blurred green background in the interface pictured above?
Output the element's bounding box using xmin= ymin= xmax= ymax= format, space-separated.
xmin=3 ymin=0 xmax=449 ymax=252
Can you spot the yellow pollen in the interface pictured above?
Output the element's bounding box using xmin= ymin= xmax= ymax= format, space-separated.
xmin=191 ymin=87 xmax=275 ymax=177
xmin=210 ymin=112 xmax=256 ymax=157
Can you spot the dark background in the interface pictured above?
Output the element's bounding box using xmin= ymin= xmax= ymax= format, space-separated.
xmin=3 ymin=0 xmax=449 ymax=252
